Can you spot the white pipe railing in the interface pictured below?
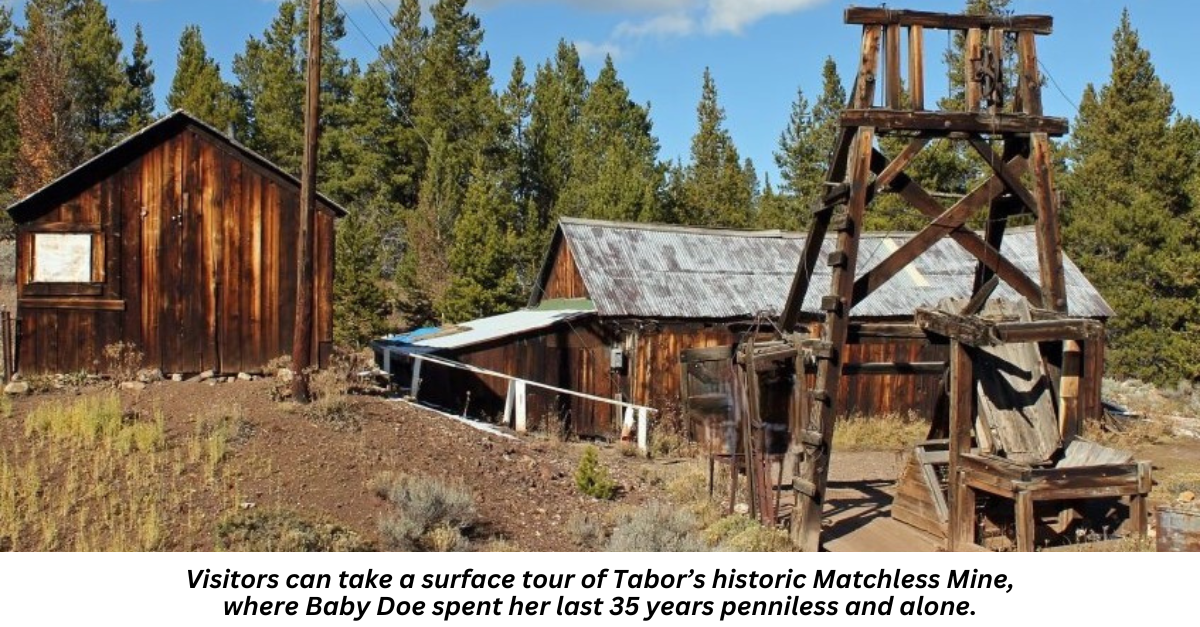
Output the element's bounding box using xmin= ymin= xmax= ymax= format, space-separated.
xmin=381 ymin=348 xmax=654 ymax=453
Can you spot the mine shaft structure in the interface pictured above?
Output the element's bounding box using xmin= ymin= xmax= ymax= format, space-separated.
xmin=768 ymin=8 xmax=1140 ymax=551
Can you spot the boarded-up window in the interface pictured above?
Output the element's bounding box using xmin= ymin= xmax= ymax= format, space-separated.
xmin=32 ymin=233 xmax=93 ymax=283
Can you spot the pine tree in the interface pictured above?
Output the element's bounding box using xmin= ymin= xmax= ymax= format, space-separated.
xmin=1062 ymin=9 xmax=1200 ymax=384
xmin=557 ymin=56 xmax=665 ymax=224
xmin=167 ymin=25 xmax=240 ymax=132
xmin=527 ymin=40 xmax=588 ymax=235
xmin=68 ymin=0 xmax=132 ymax=156
xmin=14 ymin=0 xmax=78 ymax=196
xmin=412 ymin=0 xmax=498 ymax=206
xmin=121 ymin=24 xmax=156 ymax=132
xmin=398 ymin=130 xmax=455 ymax=326
xmin=770 ymin=57 xmax=846 ymax=231
xmin=0 ymin=6 xmax=20 ymax=207
xmin=333 ymin=208 xmax=388 ymax=347
xmin=439 ymin=153 xmax=524 ymax=322
xmin=678 ymin=68 xmax=752 ymax=228
xmin=376 ymin=0 xmax=427 ymax=209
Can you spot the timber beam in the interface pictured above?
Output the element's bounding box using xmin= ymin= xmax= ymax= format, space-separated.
xmin=840 ymin=110 xmax=1068 ymax=137
xmin=845 ymin=8 xmax=1053 ymax=34
xmin=915 ymin=308 xmax=1104 ymax=347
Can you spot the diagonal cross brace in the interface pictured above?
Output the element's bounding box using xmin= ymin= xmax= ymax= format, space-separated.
xmin=850 ymin=152 xmax=1043 ymax=307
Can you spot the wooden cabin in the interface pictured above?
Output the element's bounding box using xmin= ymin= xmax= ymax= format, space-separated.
xmin=5 ymin=111 xmax=344 ymax=376
xmin=375 ymin=218 xmax=1113 ymax=439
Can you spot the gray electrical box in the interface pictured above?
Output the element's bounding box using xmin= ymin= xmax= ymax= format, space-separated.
xmin=609 ymin=346 xmax=625 ymax=371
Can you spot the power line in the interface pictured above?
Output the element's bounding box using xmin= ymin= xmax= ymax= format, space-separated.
xmin=1038 ymin=59 xmax=1081 ymax=116
xmin=331 ymin=0 xmax=432 ymax=152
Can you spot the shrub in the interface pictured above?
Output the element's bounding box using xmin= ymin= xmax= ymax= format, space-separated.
xmin=103 ymin=342 xmax=144 ymax=384
xmin=575 ymin=446 xmax=618 ymax=500
xmin=705 ymin=515 xmax=793 ymax=552
xmin=217 ymin=509 xmax=372 ymax=552
xmin=606 ymin=502 xmax=706 ymax=552
xmin=374 ymin=472 xmax=477 ymax=551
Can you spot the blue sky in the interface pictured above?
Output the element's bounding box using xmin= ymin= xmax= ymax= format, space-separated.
xmin=19 ymin=0 xmax=1200 ymax=182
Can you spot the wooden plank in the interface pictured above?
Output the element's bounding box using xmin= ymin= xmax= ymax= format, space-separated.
xmin=988 ymin=28 xmax=1006 ymax=114
xmin=965 ymin=28 xmax=982 ymax=111
xmin=19 ymin=299 xmax=125 ymax=311
xmin=844 ymin=8 xmax=1054 ymax=35
xmin=908 ymin=26 xmax=925 ymax=110
xmin=840 ymin=109 xmax=1068 ymax=136
xmin=1015 ymin=491 xmax=1035 ymax=551
xmin=885 ymin=24 xmax=901 ymax=109
xmin=1031 ymin=133 xmax=1066 ymax=312
xmin=1016 ymin=31 xmax=1042 ymax=116
xmin=848 ymin=322 xmax=928 ymax=341
xmin=994 ymin=319 xmax=1103 ymax=343
xmin=948 ymin=340 xmax=975 ymax=551
xmin=968 ymin=138 xmax=1039 ymax=214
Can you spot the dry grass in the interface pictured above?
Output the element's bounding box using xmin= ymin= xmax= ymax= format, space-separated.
xmin=216 ymin=509 xmax=371 ymax=552
xmin=1084 ymin=416 xmax=1176 ymax=449
xmin=1 ymin=392 xmax=231 ymax=551
xmin=832 ymin=412 xmax=929 ymax=452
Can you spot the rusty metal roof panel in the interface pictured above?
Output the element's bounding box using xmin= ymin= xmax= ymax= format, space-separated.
xmin=558 ymin=218 xmax=1113 ymax=320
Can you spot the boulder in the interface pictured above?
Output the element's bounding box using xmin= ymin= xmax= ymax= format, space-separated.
xmin=120 ymin=381 xmax=147 ymax=392
xmin=3 ymin=381 xmax=29 ymax=395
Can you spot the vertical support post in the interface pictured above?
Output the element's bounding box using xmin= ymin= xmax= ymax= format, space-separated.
xmin=885 ymin=24 xmax=901 ymax=109
xmin=908 ymin=26 xmax=925 ymax=110
xmin=290 ymin=0 xmax=324 ymax=402
xmin=1031 ymin=132 xmax=1067 ymax=397
xmin=622 ymin=406 xmax=635 ymax=440
xmin=1015 ymin=491 xmax=1036 ymax=552
xmin=792 ymin=126 xmax=876 ymax=552
xmin=1016 ymin=31 xmax=1043 ymax=115
xmin=988 ymin=28 xmax=1005 ymax=114
xmin=514 ymin=380 xmax=527 ymax=433
xmin=637 ymin=407 xmax=649 ymax=454
xmin=410 ymin=357 xmax=423 ymax=400
xmin=973 ymin=137 xmax=1025 ymax=293
xmin=1059 ymin=339 xmax=1081 ymax=440
xmin=965 ymin=28 xmax=983 ymax=111
xmin=502 ymin=379 xmax=515 ymax=427
xmin=948 ymin=340 xmax=976 ymax=551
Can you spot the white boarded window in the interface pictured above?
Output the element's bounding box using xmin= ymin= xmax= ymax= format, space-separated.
xmin=33 ymin=233 xmax=93 ymax=283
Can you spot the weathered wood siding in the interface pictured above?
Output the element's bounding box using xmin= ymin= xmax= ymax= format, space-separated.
xmin=416 ymin=322 xmax=623 ymax=437
xmin=15 ymin=123 xmax=335 ymax=374
xmin=628 ymin=325 xmax=737 ymax=414
xmin=541 ymin=240 xmax=588 ymax=301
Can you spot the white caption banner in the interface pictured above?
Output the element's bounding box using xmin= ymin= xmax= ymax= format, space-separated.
xmin=0 ymin=551 xmax=1186 ymax=625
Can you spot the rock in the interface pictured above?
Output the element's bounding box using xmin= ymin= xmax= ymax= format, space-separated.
xmin=237 ymin=372 xmax=253 ymax=382
xmin=120 ymin=381 xmax=147 ymax=392
xmin=3 ymin=381 xmax=29 ymax=395
xmin=733 ymin=502 xmax=750 ymax=515
xmin=239 ymin=502 xmax=256 ymax=510
xmin=198 ymin=370 xmax=215 ymax=382
xmin=171 ymin=373 xmax=184 ymax=382
xmin=277 ymin=368 xmax=294 ymax=383
xmin=1179 ymin=491 xmax=1196 ymax=503
xmin=10 ymin=373 xmax=21 ymax=382
xmin=137 ymin=368 xmax=164 ymax=383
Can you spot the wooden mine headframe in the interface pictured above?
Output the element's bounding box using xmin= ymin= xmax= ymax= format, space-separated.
xmin=779 ymin=8 xmax=1072 ymax=551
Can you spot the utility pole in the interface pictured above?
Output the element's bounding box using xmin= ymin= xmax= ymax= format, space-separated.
xmin=292 ymin=0 xmax=323 ymax=402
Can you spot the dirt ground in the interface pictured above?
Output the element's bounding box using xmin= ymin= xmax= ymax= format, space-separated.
xmin=2 ymin=371 xmax=1197 ymax=552
xmin=2 ymin=378 xmax=688 ymax=551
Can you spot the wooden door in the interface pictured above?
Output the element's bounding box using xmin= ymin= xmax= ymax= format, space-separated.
xmin=680 ymin=346 xmax=737 ymax=455
xmin=145 ymin=132 xmax=211 ymax=374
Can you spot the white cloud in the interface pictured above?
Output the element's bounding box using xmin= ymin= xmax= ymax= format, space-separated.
xmin=702 ymin=0 xmax=829 ymax=35
xmin=614 ymin=12 xmax=695 ymax=39
xmin=573 ymin=39 xmax=624 ymax=61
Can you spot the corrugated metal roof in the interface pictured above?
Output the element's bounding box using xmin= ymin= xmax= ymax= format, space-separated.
xmin=556 ymin=217 xmax=1114 ymax=320
xmin=378 ymin=307 xmax=596 ymax=352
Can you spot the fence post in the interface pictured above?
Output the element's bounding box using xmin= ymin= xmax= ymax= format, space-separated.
xmin=410 ymin=357 xmax=423 ymax=400
xmin=514 ymin=380 xmax=527 ymax=433
xmin=637 ymin=407 xmax=649 ymax=454
xmin=503 ymin=380 xmax=515 ymax=428
xmin=621 ymin=406 xmax=635 ymax=440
